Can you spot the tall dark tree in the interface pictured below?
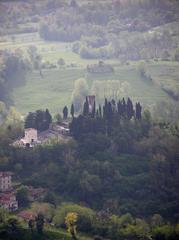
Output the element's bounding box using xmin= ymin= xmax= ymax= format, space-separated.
xmin=117 ymin=100 xmax=123 ymax=117
xmin=135 ymin=102 xmax=142 ymax=120
xmin=71 ymin=103 xmax=75 ymax=118
xmin=103 ymin=98 xmax=108 ymax=119
xmin=99 ymin=105 xmax=102 ymax=118
xmin=83 ymin=97 xmax=89 ymax=116
xmin=121 ymin=98 xmax=127 ymax=117
xmin=63 ymin=106 xmax=68 ymax=120
xmin=91 ymin=101 xmax=96 ymax=118
xmin=36 ymin=110 xmax=45 ymax=131
xmin=126 ymin=98 xmax=134 ymax=120
xmin=45 ymin=109 xmax=52 ymax=128
xmin=35 ymin=213 xmax=44 ymax=234
xmin=28 ymin=219 xmax=35 ymax=233
xmin=25 ymin=109 xmax=52 ymax=131
xmin=111 ymin=99 xmax=116 ymax=113
xmin=25 ymin=112 xmax=36 ymax=129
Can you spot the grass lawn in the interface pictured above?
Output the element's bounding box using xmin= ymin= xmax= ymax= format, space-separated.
xmin=0 ymin=226 xmax=92 ymax=240
xmin=12 ymin=68 xmax=85 ymax=115
xmin=1 ymin=33 xmax=178 ymax=116
xmin=11 ymin=62 xmax=173 ymax=116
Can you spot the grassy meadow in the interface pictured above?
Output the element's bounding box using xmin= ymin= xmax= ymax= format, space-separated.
xmin=1 ymin=32 xmax=178 ymax=116
xmin=11 ymin=63 xmax=173 ymax=116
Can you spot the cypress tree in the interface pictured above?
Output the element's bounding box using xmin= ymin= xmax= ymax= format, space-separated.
xmin=126 ymin=98 xmax=134 ymax=120
xmin=24 ymin=112 xmax=36 ymax=129
xmin=91 ymin=101 xmax=96 ymax=118
xmin=103 ymin=98 xmax=108 ymax=119
xmin=121 ymin=98 xmax=126 ymax=117
xmin=83 ymin=97 xmax=89 ymax=116
xmin=117 ymin=100 xmax=123 ymax=117
xmin=136 ymin=102 xmax=142 ymax=120
xmin=63 ymin=106 xmax=68 ymax=120
xmin=96 ymin=109 xmax=99 ymax=118
xmin=70 ymin=104 xmax=75 ymax=118
xmin=99 ymin=105 xmax=102 ymax=118
xmin=45 ymin=109 xmax=52 ymax=129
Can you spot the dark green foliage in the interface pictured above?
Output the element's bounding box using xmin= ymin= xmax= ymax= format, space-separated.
xmin=126 ymin=98 xmax=134 ymax=120
xmin=63 ymin=106 xmax=68 ymax=120
xmin=70 ymin=104 xmax=75 ymax=118
xmin=135 ymin=102 xmax=142 ymax=120
xmin=25 ymin=109 xmax=52 ymax=131
xmin=35 ymin=213 xmax=44 ymax=234
xmin=0 ymin=98 xmax=179 ymax=239
xmin=70 ymin=98 xmax=142 ymax=139
xmin=83 ymin=97 xmax=89 ymax=116
xmin=16 ymin=186 xmax=29 ymax=207
xmin=28 ymin=219 xmax=35 ymax=233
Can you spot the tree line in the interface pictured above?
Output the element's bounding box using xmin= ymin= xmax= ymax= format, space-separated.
xmin=70 ymin=97 xmax=142 ymax=139
xmin=25 ymin=109 xmax=52 ymax=132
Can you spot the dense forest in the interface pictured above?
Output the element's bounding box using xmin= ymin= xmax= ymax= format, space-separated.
xmin=0 ymin=97 xmax=179 ymax=239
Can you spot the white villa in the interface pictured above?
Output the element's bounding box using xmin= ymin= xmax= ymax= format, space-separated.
xmin=24 ymin=128 xmax=38 ymax=144
xmin=13 ymin=123 xmax=70 ymax=148
xmin=13 ymin=128 xmax=39 ymax=147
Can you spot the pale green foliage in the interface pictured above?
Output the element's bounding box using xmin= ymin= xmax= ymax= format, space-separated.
xmin=151 ymin=214 xmax=164 ymax=228
xmin=53 ymin=203 xmax=95 ymax=232
xmin=5 ymin=107 xmax=22 ymax=125
xmin=72 ymin=78 xmax=89 ymax=112
xmin=91 ymin=80 xmax=131 ymax=102
xmin=0 ymin=208 xmax=8 ymax=225
xmin=31 ymin=202 xmax=55 ymax=221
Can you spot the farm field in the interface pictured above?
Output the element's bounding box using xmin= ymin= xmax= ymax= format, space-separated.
xmin=11 ymin=62 xmax=174 ymax=116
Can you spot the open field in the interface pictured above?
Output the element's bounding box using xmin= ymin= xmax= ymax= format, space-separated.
xmin=11 ymin=62 xmax=175 ymax=116
xmin=12 ymin=68 xmax=85 ymax=115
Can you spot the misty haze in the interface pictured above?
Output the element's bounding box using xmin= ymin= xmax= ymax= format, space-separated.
xmin=0 ymin=0 xmax=179 ymax=240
